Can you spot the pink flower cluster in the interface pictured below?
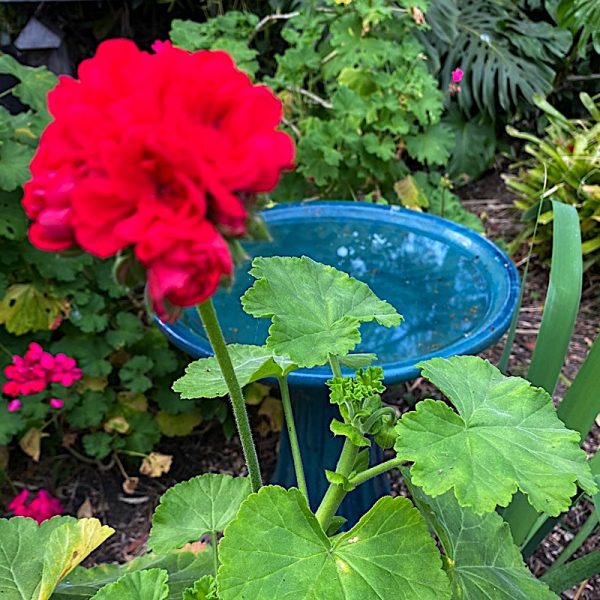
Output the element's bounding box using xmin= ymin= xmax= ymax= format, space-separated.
xmin=449 ymin=68 xmax=464 ymax=96
xmin=2 ymin=343 xmax=81 ymax=413
xmin=7 ymin=489 xmax=64 ymax=523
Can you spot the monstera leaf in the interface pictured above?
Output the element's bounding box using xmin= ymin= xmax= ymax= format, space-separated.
xmin=217 ymin=486 xmax=451 ymax=599
xmin=148 ymin=474 xmax=251 ymax=554
xmin=173 ymin=344 xmax=295 ymax=399
xmin=241 ymin=256 xmax=401 ymax=368
xmin=395 ymin=356 xmax=596 ymax=515
xmin=408 ymin=478 xmax=557 ymax=600
xmin=0 ymin=517 xmax=113 ymax=600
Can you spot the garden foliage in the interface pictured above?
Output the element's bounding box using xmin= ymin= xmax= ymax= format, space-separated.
xmin=169 ymin=1 xmax=481 ymax=230
xmin=505 ymin=93 xmax=600 ymax=270
xmin=0 ymin=55 xmax=229 ymax=461
xmin=1 ymin=257 xmax=596 ymax=598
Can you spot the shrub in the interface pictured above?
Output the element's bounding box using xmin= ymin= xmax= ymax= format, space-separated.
xmin=504 ymin=92 xmax=600 ymax=270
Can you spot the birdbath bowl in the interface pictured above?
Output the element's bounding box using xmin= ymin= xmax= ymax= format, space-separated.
xmin=155 ymin=201 xmax=519 ymax=524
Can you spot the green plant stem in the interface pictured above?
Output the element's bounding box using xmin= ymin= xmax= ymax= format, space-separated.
xmin=348 ymin=457 xmax=404 ymax=487
xmin=211 ymin=530 xmax=219 ymax=577
xmin=278 ymin=375 xmax=308 ymax=500
xmin=329 ymin=353 xmax=343 ymax=378
xmin=315 ymin=437 xmax=359 ymax=530
xmin=197 ymin=299 xmax=262 ymax=493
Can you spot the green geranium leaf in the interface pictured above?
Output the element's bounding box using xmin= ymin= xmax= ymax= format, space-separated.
xmin=330 ymin=419 xmax=370 ymax=447
xmin=0 ymin=140 xmax=33 ymax=191
xmin=338 ymin=353 xmax=377 ymax=369
xmin=182 ymin=575 xmax=218 ymax=600
xmin=0 ymin=190 xmax=27 ymax=240
xmin=148 ymin=474 xmax=251 ymax=554
xmin=405 ymin=123 xmax=455 ymax=167
xmin=395 ymin=356 xmax=596 ymax=515
xmin=105 ymin=312 xmax=145 ymax=349
xmin=218 ymin=486 xmax=450 ymax=599
xmin=54 ymin=550 xmax=213 ymax=599
xmin=173 ymin=344 xmax=295 ymax=399
xmin=0 ymin=55 xmax=57 ymax=114
xmin=408 ymin=480 xmax=557 ymax=599
xmin=156 ymin=409 xmax=203 ymax=437
xmin=89 ymin=569 xmax=169 ymax=600
xmin=0 ymin=517 xmax=113 ymax=600
xmin=241 ymin=256 xmax=401 ymax=368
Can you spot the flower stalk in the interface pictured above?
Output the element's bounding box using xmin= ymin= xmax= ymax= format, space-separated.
xmin=197 ymin=299 xmax=262 ymax=493
xmin=278 ymin=375 xmax=308 ymax=499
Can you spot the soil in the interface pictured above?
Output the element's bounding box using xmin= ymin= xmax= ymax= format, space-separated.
xmin=2 ymin=169 xmax=599 ymax=598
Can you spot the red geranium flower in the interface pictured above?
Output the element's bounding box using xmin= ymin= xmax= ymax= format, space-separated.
xmin=23 ymin=39 xmax=294 ymax=317
xmin=7 ymin=489 xmax=64 ymax=523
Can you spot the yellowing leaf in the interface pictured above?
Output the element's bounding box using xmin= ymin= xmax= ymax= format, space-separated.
xmin=258 ymin=397 xmax=283 ymax=433
xmin=39 ymin=518 xmax=114 ymax=599
xmin=140 ymin=452 xmax=173 ymax=478
xmin=104 ymin=416 xmax=130 ymax=434
xmin=19 ymin=428 xmax=49 ymax=462
xmin=156 ymin=409 xmax=203 ymax=437
xmin=77 ymin=376 xmax=108 ymax=393
xmin=117 ymin=392 xmax=148 ymax=412
xmin=0 ymin=284 xmax=67 ymax=335
xmin=394 ymin=175 xmax=428 ymax=210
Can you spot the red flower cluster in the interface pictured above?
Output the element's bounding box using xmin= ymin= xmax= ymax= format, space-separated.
xmin=2 ymin=343 xmax=81 ymax=412
xmin=23 ymin=39 xmax=294 ymax=317
xmin=7 ymin=489 xmax=64 ymax=523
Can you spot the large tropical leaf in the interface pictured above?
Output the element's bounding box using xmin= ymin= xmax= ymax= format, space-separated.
xmin=428 ymin=0 xmax=571 ymax=117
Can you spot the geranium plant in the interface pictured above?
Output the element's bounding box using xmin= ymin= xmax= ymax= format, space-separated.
xmin=0 ymin=35 xmax=597 ymax=600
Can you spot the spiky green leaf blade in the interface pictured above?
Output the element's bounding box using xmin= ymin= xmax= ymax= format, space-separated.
xmin=408 ymin=480 xmax=557 ymax=599
xmin=503 ymin=201 xmax=583 ymax=545
xmin=241 ymin=256 xmax=401 ymax=368
xmin=173 ymin=344 xmax=295 ymax=399
xmin=148 ymin=474 xmax=251 ymax=554
xmin=395 ymin=356 xmax=595 ymax=515
xmin=218 ymin=486 xmax=450 ymax=599
xmin=541 ymin=550 xmax=600 ymax=594
xmin=527 ymin=201 xmax=582 ymax=396
xmin=89 ymin=569 xmax=168 ymax=600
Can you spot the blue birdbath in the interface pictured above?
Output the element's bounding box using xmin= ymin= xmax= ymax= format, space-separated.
xmin=155 ymin=201 xmax=519 ymax=524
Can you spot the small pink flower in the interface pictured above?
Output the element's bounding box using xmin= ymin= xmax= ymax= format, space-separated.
xmin=7 ymin=489 xmax=64 ymax=523
xmin=49 ymin=398 xmax=64 ymax=410
xmin=7 ymin=399 xmax=22 ymax=413
xmin=451 ymin=68 xmax=464 ymax=84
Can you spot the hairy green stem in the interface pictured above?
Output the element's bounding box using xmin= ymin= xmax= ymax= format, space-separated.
xmin=315 ymin=438 xmax=359 ymax=530
xmin=278 ymin=375 xmax=308 ymax=499
xmin=211 ymin=530 xmax=219 ymax=576
xmin=329 ymin=353 xmax=343 ymax=379
xmin=349 ymin=457 xmax=404 ymax=487
xmin=197 ymin=299 xmax=262 ymax=492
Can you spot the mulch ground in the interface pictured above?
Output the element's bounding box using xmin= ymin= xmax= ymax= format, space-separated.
xmin=2 ymin=170 xmax=599 ymax=598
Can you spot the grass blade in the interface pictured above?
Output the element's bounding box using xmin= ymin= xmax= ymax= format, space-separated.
xmin=503 ymin=200 xmax=583 ymax=546
xmin=526 ymin=200 xmax=582 ymax=395
xmin=541 ymin=550 xmax=600 ymax=593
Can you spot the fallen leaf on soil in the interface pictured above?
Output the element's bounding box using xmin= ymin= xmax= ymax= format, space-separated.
xmin=19 ymin=428 xmax=49 ymax=462
xmin=258 ymin=396 xmax=283 ymax=433
xmin=62 ymin=432 xmax=78 ymax=448
xmin=122 ymin=476 xmax=140 ymax=495
xmin=77 ymin=498 xmax=94 ymax=519
xmin=244 ymin=382 xmax=271 ymax=405
xmin=140 ymin=452 xmax=173 ymax=478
